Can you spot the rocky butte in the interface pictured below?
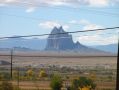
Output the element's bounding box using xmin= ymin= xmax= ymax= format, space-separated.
xmin=45 ymin=26 xmax=102 ymax=53
xmin=45 ymin=26 xmax=114 ymax=56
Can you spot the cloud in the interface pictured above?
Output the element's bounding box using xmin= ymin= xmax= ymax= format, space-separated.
xmin=39 ymin=21 xmax=61 ymax=29
xmin=70 ymin=19 xmax=118 ymax=45
xmin=63 ymin=25 xmax=69 ymax=31
xmin=69 ymin=19 xmax=90 ymax=25
xmin=80 ymin=20 xmax=104 ymax=34
xmin=26 ymin=7 xmax=36 ymax=13
xmin=39 ymin=21 xmax=69 ymax=30
xmin=83 ymin=24 xmax=103 ymax=30
xmin=77 ymin=34 xmax=117 ymax=45
xmin=0 ymin=0 xmax=118 ymax=12
xmin=88 ymin=0 xmax=109 ymax=7
xmin=43 ymin=0 xmax=68 ymax=6
xmin=70 ymin=19 xmax=103 ymax=30
xmin=0 ymin=3 xmax=6 ymax=6
xmin=5 ymin=0 xmax=17 ymax=3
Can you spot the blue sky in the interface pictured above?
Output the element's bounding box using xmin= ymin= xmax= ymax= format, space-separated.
xmin=0 ymin=0 xmax=119 ymax=45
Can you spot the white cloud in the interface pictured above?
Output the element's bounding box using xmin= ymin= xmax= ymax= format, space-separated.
xmin=69 ymin=19 xmax=90 ymax=25
xmin=80 ymin=20 xmax=104 ymax=34
xmin=83 ymin=24 xmax=103 ymax=30
xmin=39 ymin=21 xmax=69 ymax=30
xmin=78 ymin=34 xmax=117 ymax=45
xmin=39 ymin=21 xmax=61 ymax=29
xmin=5 ymin=0 xmax=17 ymax=3
xmin=0 ymin=0 xmax=118 ymax=12
xmin=69 ymin=19 xmax=103 ymax=30
xmin=88 ymin=0 xmax=109 ymax=7
xmin=63 ymin=25 xmax=69 ymax=31
xmin=70 ymin=19 xmax=117 ymax=45
xmin=69 ymin=20 xmax=77 ymax=24
xmin=0 ymin=3 xmax=6 ymax=6
xmin=43 ymin=0 xmax=67 ymax=6
xmin=79 ymin=19 xmax=90 ymax=25
xmin=26 ymin=7 xmax=36 ymax=13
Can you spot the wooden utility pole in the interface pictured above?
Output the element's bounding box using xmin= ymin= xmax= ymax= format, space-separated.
xmin=17 ymin=67 xmax=20 ymax=89
xmin=11 ymin=49 xmax=13 ymax=80
xmin=116 ymin=33 xmax=119 ymax=90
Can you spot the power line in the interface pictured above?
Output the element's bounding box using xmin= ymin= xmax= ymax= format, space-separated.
xmin=22 ymin=32 xmax=119 ymax=40
xmin=0 ymin=32 xmax=117 ymax=41
xmin=0 ymin=27 xmax=119 ymax=40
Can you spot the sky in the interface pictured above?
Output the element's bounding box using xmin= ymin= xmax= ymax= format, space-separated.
xmin=0 ymin=0 xmax=119 ymax=45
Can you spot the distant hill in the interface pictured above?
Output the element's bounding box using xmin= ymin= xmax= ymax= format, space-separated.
xmin=0 ymin=38 xmax=46 ymax=50
xmin=0 ymin=60 xmax=11 ymax=65
xmin=91 ymin=44 xmax=118 ymax=54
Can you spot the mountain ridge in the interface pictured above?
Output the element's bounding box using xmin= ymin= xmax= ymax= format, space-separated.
xmin=91 ymin=44 xmax=118 ymax=54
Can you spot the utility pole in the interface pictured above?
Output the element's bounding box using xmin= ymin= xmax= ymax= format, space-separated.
xmin=116 ymin=33 xmax=119 ymax=90
xmin=17 ymin=67 xmax=20 ymax=89
xmin=11 ymin=49 xmax=13 ymax=80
